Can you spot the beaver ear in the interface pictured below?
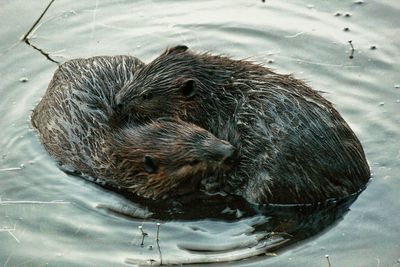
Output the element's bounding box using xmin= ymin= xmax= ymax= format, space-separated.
xmin=166 ymin=45 xmax=189 ymax=55
xmin=179 ymin=79 xmax=196 ymax=99
xmin=144 ymin=155 xmax=158 ymax=173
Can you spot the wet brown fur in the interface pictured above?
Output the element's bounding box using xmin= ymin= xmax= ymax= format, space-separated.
xmin=104 ymin=119 xmax=233 ymax=198
xmin=115 ymin=46 xmax=371 ymax=204
xmin=31 ymin=55 xmax=233 ymax=198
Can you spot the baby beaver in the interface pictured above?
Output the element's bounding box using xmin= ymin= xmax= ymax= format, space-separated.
xmin=115 ymin=45 xmax=371 ymax=204
xmin=31 ymin=55 xmax=233 ymax=199
xmin=105 ymin=119 xmax=234 ymax=198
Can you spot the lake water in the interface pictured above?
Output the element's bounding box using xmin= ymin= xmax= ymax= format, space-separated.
xmin=1 ymin=0 xmax=399 ymax=266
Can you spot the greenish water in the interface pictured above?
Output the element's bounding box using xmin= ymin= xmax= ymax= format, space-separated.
xmin=1 ymin=0 xmax=399 ymax=266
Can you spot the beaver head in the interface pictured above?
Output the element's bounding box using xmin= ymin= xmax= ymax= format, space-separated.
xmin=107 ymin=119 xmax=234 ymax=199
xmin=113 ymin=45 xmax=227 ymax=123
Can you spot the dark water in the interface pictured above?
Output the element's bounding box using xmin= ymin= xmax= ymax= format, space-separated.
xmin=1 ymin=0 xmax=399 ymax=266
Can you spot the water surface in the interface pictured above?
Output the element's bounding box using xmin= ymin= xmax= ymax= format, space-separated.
xmin=1 ymin=0 xmax=399 ymax=266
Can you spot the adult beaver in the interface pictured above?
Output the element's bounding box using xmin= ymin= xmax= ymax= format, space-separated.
xmin=31 ymin=55 xmax=233 ymax=198
xmin=115 ymin=45 xmax=371 ymax=204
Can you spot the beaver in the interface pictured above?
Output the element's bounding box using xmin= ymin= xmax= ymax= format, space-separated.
xmin=104 ymin=119 xmax=233 ymax=198
xmin=114 ymin=45 xmax=371 ymax=204
xmin=31 ymin=55 xmax=233 ymax=198
xmin=32 ymin=55 xmax=145 ymax=175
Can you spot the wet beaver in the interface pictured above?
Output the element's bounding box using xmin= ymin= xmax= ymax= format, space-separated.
xmin=105 ymin=119 xmax=233 ymax=198
xmin=31 ymin=55 xmax=233 ymax=198
xmin=115 ymin=45 xmax=371 ymax=204
xmin=32 ymin=55 xmax=144 ymax=175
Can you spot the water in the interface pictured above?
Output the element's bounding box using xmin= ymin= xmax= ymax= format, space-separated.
xmin=1 ymin=0 xmax=399 ymax=266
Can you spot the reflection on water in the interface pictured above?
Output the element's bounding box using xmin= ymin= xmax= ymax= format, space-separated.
xmin=1 ymin=0 xmax=399 ymax=266
xmin=101 ymin=191 xmax=360 ymax=265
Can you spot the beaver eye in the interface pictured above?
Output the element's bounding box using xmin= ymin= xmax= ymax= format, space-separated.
xmin=144 ymin=155 xmax=158 ymax=173
xmin=142 ymin=93 xmax=153 ymax=100
xmin=189 ymin=159 xmax=200 ymax=166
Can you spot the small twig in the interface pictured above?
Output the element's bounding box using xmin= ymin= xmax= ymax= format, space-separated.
xmin=3 ymin=252 xmax=12 ymax=267
xmin=348 ymin=40 xmax=355 ymax=59
xmin=25 ymin=39 xmax=59 ymax=64
xmin=21 ymin=0 xmax=59 ymax=64
xmin=6 ymin=230 xmax=20 ymax=243
xmin=0 ymin=167 xmax=22 ymax=171
xmin=325 ymin=255 xmax=332 ymax=267
xmin=156 ymin=223 xmax=161 ymax=241
xmin=21 ymin=0 xmax=56 ymax=42
xmin=138 ymin=225 xmax=148 ymax=246
xmin=0 ymin=228 xmax=15 ymax=232
xmin=0 ymin=200 xmax=70 ymax=205
xmin=156 ymin=236 xmax=163 ymax=266
xmin=1 ymin=224 xmax=20 ymax=243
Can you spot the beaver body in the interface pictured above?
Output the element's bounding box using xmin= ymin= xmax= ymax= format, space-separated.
xmin=115 ymin=46 xmax=371 ymax=204
xmin=31 ymin=55 xmax=233 ymax=198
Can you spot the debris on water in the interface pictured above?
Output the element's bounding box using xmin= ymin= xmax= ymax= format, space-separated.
xmin=348 ymin=40 xmax=355 ymax=59
xmin=343 ymin=27 xmax=350 ymax=32
xmin=394 ymin=84 xmax=399 ymax=89
xmin=370 ymin=45 xmax=377 ymax=50
xmin=344 ymin=13 xmax=352 ymax=17
xmin=148 ymin=245 xmax=153 ymax=250
xmin=325 ymin=255 xmax=332 ymax=267
xmin=379 ymin=102 xmax=385 ymax=106
xmin=156 ymin=223 xmax=161 ymax=241
xmin=334 ymin=12 xmax=342 ymax=16
xmin=265 ymin=252 xmax=277 ymax=256
xmin=267 ymin=59 xmax=274 ymax=64
xmin=19 ymin=77 xmax=29 ymax=83
xmin=0 ymin=167 xmax=22 ymax=171
xmin=354 ymin=0 xmax=364 ymax=4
